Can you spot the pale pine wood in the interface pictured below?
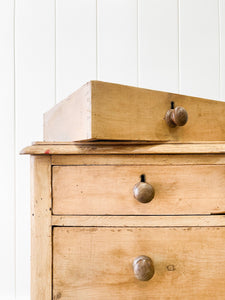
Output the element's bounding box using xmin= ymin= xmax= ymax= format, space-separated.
xmin=44 ymin=81 xmax=92 ymax=141
xmin=52 ymin=165 xmax=225 ymax=215
xmin=44 ymin=81 xmax=225 ymax=142
xmin=30 ymin=156 xmax=52 ymax=300
xmin=20 ymin=142 xmax=225 ymax=155
xmin=51 ymin=215 xmax=225 ymax=227
xmin=51 ymin=154 xmax=225 ymax=165
xmin=53 ymin=227 xmax=225 ymax=299
xmin=32 ymin=141 xmax=225 ymax=145
xmin=24 ymin=142 xmax=225 ymax=299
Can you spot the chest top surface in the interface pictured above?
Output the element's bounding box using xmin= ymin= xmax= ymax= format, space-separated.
xmin=21 ymin=141 xmax=225 ymax=155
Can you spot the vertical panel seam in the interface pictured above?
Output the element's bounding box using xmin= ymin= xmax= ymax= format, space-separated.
xmin=54 ymin=0 xmax=56 ymax=104
xmin=178 ymin=0 xmax=180 ymax=94
xmin=218 ymin=0 xmax=221 ymax=100
xmin=137 ymin=0 xmax=139 ymax=87
xmin=96 ymin=0 xmax=98 ymax=80
xmin=13 ymin=0 xmax=16 ymax=297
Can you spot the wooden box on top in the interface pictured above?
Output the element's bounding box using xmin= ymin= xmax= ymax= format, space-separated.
xmin=44 ymin=81 xmax=225 ymax=142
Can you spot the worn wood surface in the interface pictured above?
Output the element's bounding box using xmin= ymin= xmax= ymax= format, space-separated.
xmin=51 ymin=215 xmax=225 ymax=227
xmin=32 ymin=141 xmax=225 ymax=145
xmin=21 ymin=142 xmax=225 ymax=155
xmin=27 ymin=142 xmax=225 ymax=299
xmin=51 ymin=154 xmax=225 ymax=165
xmin=30 ymin=156 xmax=52 ymax=300
xmin=53 ymin=226 xmax=225 ymax=299
xmin=52 ymin=165 xmax=225 ymax=215
xmin=43 ymin=81 xmax=225 ymax=142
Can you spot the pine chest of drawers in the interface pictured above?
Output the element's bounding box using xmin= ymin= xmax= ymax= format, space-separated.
xmin=22 ymin=141 xmax=225 ymax=300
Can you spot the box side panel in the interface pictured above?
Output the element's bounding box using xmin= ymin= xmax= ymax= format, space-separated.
xmin=44 ymin=82 xmax=92 ymax=141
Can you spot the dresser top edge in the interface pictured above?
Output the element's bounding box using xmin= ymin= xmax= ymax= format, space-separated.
xmin=20 ymin=141 xmax=225 ymax=155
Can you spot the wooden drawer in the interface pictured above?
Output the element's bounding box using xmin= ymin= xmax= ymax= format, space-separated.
xmin=44 ymin=81 xmax=225 ymax=142
xmin=52 ymin=165 xmax=225 ymax=215
xmin=53 ymin=226 xmax=225 ymax=300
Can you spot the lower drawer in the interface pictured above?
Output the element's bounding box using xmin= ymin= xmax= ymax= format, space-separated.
xmin=53 ymin=226 xmax=225 ymax=299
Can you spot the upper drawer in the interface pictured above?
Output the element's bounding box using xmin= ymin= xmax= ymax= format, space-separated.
xmin=52 ymin=165 xmax=225 ymax=215
xmin=44 ymin=81 xmax=225 ymax=142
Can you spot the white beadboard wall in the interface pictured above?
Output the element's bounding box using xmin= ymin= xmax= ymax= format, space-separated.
xmin=1 ymin=0 xmax=225 ymax=299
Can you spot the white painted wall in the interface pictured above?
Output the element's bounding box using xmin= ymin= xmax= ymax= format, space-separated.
xmin=1 ymin=0 xmax=225 ymax=298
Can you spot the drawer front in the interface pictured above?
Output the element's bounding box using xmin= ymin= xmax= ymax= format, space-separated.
xmin=52 ymin=165 xmax=225 ymax=215
xmin=53 ymin=227 xmax=225 ymax=299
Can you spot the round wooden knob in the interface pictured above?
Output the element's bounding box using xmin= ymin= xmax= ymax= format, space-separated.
xmin=133 ymin=255 xmax=155 ymax=281
xmin=133 ymin=175 xmax=155 ymax=203
xmin=165 ymin=106 xmax=188 ymax=127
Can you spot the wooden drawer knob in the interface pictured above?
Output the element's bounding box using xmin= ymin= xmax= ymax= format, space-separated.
xmin=133 ymin=174 xmax=155 ymax=203
xmin=165 ymin=103 xmax=188 ymax=128
xmin=133 ymin=255 xmax=155 ymax=281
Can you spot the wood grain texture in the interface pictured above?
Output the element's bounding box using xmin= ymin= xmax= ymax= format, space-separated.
xmin=138 ymin=0 xmax=178 ymax=93
xmin=52 ymin=164 xmax=225 ymax=215
xmin=44 ymin=82 xmax=92 ymax=141
xmin=179 ymin=0 xmax=220 ymax=100
xmin=21 ymin=142 xmax=225 ymax=155
xmin=97 ymin=0 xmax=137 ymax=85
xmin=44 ymin=81 xmax=225 ymax=142
xmin=56 ymin=0 xmax=96 ymax=102
xmin=32 ymin=141 xmax=225 ymax=145
xmin=53 ymin=227 xmax=225 ymax=299
xmin=30 ymin=156 xmax=52 ymax=300
xmin=51 ymin=215 xmax=225 ymax=227
xmin=51 ymin=154 xmax=225 ymax=166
